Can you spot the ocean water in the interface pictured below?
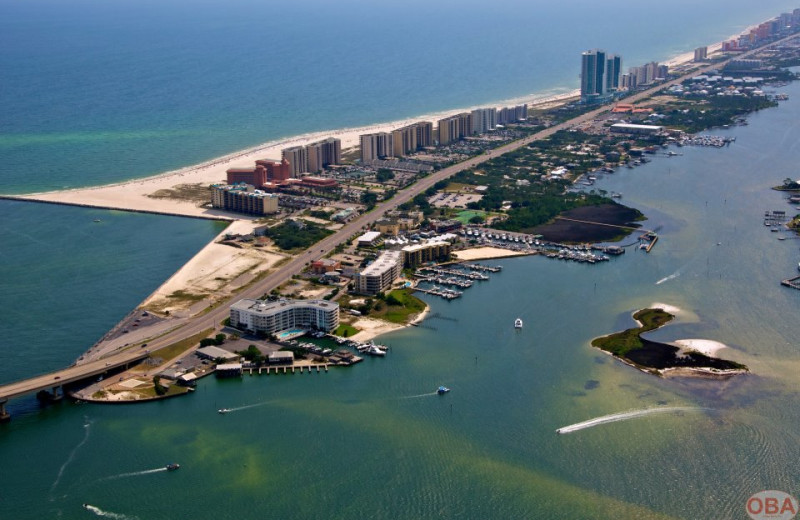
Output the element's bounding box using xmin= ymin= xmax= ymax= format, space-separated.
xmin=2 ymin=1 xmax=800 ymax=518
xmin=0 ymin=202 xmax=226 ymax=386
xmin=1 ymin=0 xmax=798 ymax=192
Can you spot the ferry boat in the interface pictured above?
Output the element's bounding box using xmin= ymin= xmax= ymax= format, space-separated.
xmin=437 ymin=386 xmax=450 ymax=395
xmin=514 ymin=318 xmax=523 ymax=329
xmin=166 ymin=463 xmax=180 ymax=471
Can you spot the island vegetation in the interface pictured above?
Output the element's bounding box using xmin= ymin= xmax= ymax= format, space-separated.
xmin=592 ymin=308 xmax=747 ymax=376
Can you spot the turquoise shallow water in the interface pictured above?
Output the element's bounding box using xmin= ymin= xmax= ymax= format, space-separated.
xmin=0 ymin=80 xmax=799 ymax=520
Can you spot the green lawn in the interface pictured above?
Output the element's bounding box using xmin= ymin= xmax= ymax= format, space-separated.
xmin=375 ymin=289 xmax=427 ymax=324
xmin=455 ymin=210 xmax=487 ymax=225
xmin=334 ymin=323 xmax=360 ymax=337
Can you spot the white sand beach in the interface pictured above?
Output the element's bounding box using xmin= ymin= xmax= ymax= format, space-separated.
xmin=674 ymin=339 xmax=729 ymax=357
xmin=16 ymin=89 xmax=580 ymax=219
xmin=453 ymin=247 xmax=533 ymax=261
xmin=650 ymin=302 xmax=682 ymax=315
xmin=349 ymin=318 xmax=406 ymax=342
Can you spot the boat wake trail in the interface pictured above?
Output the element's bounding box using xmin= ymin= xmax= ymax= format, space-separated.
xmin=400 ymin=392 xmax=439 ymax=399
xmin=656 ymin=271 xmax=681 ymax=285
xmin=226 ymin=401 xmax=273 ymax=413
xmin=102 ymin=467 xmax=167 ymax=481
xmin=51 ymin=417 xmax=92 ymax=492
xmin=83 ymin=504 xmax=137 ymax=519
xmin=556 ymin=407 xmax=706 ymax=434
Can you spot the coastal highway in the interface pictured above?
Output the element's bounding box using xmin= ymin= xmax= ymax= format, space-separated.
xmin=1 ymin=32 xmax=796 ymax=409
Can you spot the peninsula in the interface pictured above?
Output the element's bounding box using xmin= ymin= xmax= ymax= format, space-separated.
xmin=1 ymin=15 xmax=798 ymax=418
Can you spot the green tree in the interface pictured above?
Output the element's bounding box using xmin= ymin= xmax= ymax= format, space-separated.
xmin=153 ymin=376 xmax=167 ymax=396
xmin=376 ymin=169 xmax=395 ymax=183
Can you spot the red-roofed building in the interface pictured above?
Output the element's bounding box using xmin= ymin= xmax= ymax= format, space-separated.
xmin=299 ymin=176 xmax=338 ymax=189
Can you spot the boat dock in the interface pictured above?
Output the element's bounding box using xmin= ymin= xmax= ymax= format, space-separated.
xmin=463 ymin=263 xmax=502 ymax=273
xmin=246 ymin=363 xmax=330 ymax=375
xmin=419 ymin=267 xmax=489 ymax=280
xmin=413 ymin=286 xmax=463 ymax=300
xmin=414 ymin=274 xmax=473 ymax=289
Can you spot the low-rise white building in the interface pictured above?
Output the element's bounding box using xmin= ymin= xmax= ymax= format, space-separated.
xmin=354 ymin=250 xmax=402 ymax=295
xmin=230 ymin=299 xmax=340 ymax=335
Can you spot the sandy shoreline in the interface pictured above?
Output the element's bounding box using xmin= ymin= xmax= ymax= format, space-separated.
xmin=6 ymin=13 xmax=763 ymax=220
xmin=13 ymin=89 xmax=580 ymax=219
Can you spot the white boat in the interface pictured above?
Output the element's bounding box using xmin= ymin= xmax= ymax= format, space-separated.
xmin=514 ymin=318 xmax=523 ymax=329
xmin=437 ymin=386 xmax=450 ymax=395
xmin=366 ymin=344 xmax=387 ymax=357
xmin=218 ymin=408 xmax=230 ymax=414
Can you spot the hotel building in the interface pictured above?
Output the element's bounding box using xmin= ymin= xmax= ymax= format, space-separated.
xmin=354 ymin=250 xmax=402 ymax=295
xmin=471 ymin=108 xmax=496 ymax=134
xmin=230 ymin=298 xmax=340 ymax=334
xmin=392 ymin=124 xmax=419 ymax=157
xmin=401 ymin=240 xmax=451 ymax=268
xmin=360 ymin=132 xmax=394 ymax=161
xmin=306 ymin=137 xmax=341 ymax=173
xmin=437 ymin=113 xmax=471 ymax=145
xmin=581 ymin=49 xmax=607 ymax=103
xmin=211 ymin=184 xmax=279 ymax=215
xmin=282 ymin=146 xmax=308 ymax=177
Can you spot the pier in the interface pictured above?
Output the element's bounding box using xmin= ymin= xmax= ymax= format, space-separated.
xmin=413 ymin=287 xmax=463 ymax=300
xmin=248 ymin=364 xmax=330 ymax=375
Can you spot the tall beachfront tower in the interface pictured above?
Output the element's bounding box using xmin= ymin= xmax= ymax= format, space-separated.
xmin=605 ymin=54 xmax=622 ymax=93
xmin=580 ymin=49 xmax=606 ymax=103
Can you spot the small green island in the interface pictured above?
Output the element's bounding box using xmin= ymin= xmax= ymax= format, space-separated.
xmin=592 ymin=308 xmax=748 ymax=377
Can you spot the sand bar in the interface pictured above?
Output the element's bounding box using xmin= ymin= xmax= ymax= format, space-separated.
xmin=674 ymin=339 xmax=729 ymax=357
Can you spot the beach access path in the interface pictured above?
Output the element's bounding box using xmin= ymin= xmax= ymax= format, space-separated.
xmin=0 ymin=33 xmax=795 ymax=405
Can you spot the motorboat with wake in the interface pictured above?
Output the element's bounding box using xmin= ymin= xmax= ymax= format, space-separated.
xmin=218 ymin=408 xmax=230 ymax=414
xmin=166 ymin=463 xmax=180 ymax=471
xmin=437 ymin=386 xmax=450 ymax=395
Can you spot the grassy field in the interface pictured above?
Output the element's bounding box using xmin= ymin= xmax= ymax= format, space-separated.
xmin=136 ymin=328 xmax=214 ymax=370
xmin=373 ymin=289 xmax=427 ymax=324
xmin=455 ymin=210 xmax=487 ymax=224
xmin=334 ymin=323 xmax=360 ymax=337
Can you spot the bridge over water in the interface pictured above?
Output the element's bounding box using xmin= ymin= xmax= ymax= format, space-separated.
xmin=0 ymin=350 xmax=149 ymax=421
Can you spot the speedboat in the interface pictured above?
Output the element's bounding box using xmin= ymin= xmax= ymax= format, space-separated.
xmin=166 ymin=463 xmax=180 ymax=471
xmin=514 ymin=318 xmax=523 ymax=329
xmin=218 ymin=408 xmax=230 ymax=414
xmin=437 ymin=386 xmax=450 ymax=395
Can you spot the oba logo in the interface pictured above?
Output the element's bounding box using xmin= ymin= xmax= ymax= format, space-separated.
xmin=747 ymin=490 xmax=799 ymax=520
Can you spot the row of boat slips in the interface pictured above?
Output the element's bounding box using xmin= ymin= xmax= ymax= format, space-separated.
xmin=462 ymin=228 xmax=620 ymax=263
